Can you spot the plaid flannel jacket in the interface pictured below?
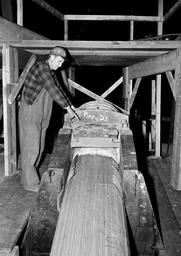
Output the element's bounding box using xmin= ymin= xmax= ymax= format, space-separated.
xmin=22 ymin=59 xmax=71 ymax=108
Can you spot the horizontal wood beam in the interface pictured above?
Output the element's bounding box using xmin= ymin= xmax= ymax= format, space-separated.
xmin=0 ymin=40 xmax=181 ymax=50
xmin=128 ymin=49 xmax=179 ymax=79
xmin=163 ymin=0 xmax=181 ymax=23
xmin=64 ymin=14 xmax=163 ymax=22
xmin=32 ymin=0 xmax=64 ymax=20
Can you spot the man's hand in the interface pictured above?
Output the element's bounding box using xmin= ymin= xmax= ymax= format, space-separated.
xmin=66 ymin=106 xmax=80 ymax=121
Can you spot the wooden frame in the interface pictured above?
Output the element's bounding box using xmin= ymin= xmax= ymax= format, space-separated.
xmin=123 ymin=48 xmax=181 ymax=190
xmin=32 ymin=0 xmax=165 ymax=40
xmin=1 ymin=40 xmax=181 ymax=184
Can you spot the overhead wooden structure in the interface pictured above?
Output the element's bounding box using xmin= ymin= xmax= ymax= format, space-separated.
xmin=1 ymin=40 xmax=181 ymax=182
xmin=1 ymin=0 xmax=181 ymax=189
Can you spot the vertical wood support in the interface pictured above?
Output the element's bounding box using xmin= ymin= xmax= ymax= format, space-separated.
xmin=2 ymin=44 xmax=19 ymax=176
xmin=64 ymin=19 xmax=68 ymax=40
xmin=122 ymin=67 xmax=131 ymax=112
xmin=150 ymin=79 xmax=156 ymax=152
xmin=170 ymin=49 xmax=181 ymax=190
xmin=155 ymin=0 xmax=163 ymax=156
xmin=155 ymin=74 xmax=161 ymax=157
xmin=157 ymin=0 xmax=163 ymax=35
xmin=17 ymin=0 xmax=23 ymax=26
xmin=129 ymin=20 xmax=134 ymax=40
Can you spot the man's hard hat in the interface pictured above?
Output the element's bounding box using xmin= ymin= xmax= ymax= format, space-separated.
xmin=50 ymin=46 xmax=67 ymax=59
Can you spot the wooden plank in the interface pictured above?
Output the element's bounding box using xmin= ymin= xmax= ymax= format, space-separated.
xmin=170 ymin=50 xmax=181 ymax=190
xmin=129 ymin=77 xmax=142 ymax=109
xmin=148 ymin=158 xmax=181 ymax=256
xmin=0 ymin=172 xmax=36 ymax=251
xmin=64 ymin=14 xmax=163 ymax=22
xmin=64 ymin=19 xmax=68 ymax=40
xmin=8 ymin=54 xmax=37 ymax=105
xmin=2 ymin=45 xmax=18 ymax=176
xmin=128 ymin=48 xmax=178 ymax=80
xmin=0 ymin=17 xmax=47 ymax=41
xmin=155 ymin=74 xmax=161 ymax=157
xmin=68 ymin=79 xmax=129 ymax=115
xmin=163 ymin=0 xmax=181 ymax=23
xmin=122 ymin=67 xmax=129 ymax=111
xmin=124 ymin=170 xmax=165 ymax=255
xmin=150 ymin=79 xmax=156 ymax=151
xmin=129 ymin=20 xmax=134 ymax=40
xmin=157 ymin=0 xmax=163 ymax=36
xmin=101 ymin=76 xmax=123 ymax=98
xmin=17 ymin=0 xmax=23 ymax=26
xmin=165 ymin=71 xmax=175 ymax=97
xmin=0 ymin=40 xmax=180 ymax=50
xmin=32 ymin=0 xmax=64 ymax=20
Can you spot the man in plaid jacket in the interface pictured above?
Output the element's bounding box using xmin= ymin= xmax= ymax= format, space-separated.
xmin=19 ymin=46 xmax=77 ymax=192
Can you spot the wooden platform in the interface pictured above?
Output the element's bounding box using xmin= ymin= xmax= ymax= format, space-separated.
xmin=0 ymin=137 xmax=181 ymax=255
xmin=147 ymin=156 xmax=181 ymax=256
xmin=0 ymin=155 xmax=36 ymax=255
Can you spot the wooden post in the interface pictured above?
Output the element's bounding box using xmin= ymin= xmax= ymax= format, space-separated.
xmin=157 ymin=0 xmax=163 ymax=35
xmin=2 ymin=44 xmax=19 ymax=176
xmin=122 ymin=67 xmax=130 ymax=112
xmin=17 ymin=0 xmax=23 ymax=26
xmin=170 ymin=49 xmax=181 ymax=190
xmin=150 ymin=79 xmax=156 ymax=152
xmin=64 ymin=19 xmax=68 ymax=40
xmin=155 ymin=74 xmax=161 ymax=157
xmin=129 ymin=20 xmax=134 ymax=40
xmin=155 ymin=0 xmax=163 ymax=156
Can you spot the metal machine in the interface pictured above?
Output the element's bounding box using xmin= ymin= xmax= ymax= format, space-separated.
xmin=21 ymin=100 xmax=164 ymax=256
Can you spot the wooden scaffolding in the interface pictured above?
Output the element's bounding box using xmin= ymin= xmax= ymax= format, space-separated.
xmin=1 ymin=0 xmax=181 ymax=190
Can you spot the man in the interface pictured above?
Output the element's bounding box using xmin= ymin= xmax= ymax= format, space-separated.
xmin=19 ymin=46 xmax=77 ymax=192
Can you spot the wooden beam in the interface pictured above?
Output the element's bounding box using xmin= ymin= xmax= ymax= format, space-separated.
xmin=0 ymin=40 xmax=181 ymax=51
xmin=101 ymin=76 xmax=123 ymax=98
xmin=165 ymin=71 xmax=175 ymax=98
xmin=129 ymin=20 xmax=134 ymax=40
xmin=128 ymin=48 xmax=179 ymax=80
xmin=155 ymin=74 xmax=161 ymax=157
xmin=68 ymin=79 xmax=128 ymax=115
xmin=2 ymin=44 xmax=19 ymax=176
xmin=64 ymin=14 xmax=163 ymax=22
xmin=32 ymin=0 xmax=64 ymax=20
xmin=157 ymin=0 xmax=163 ymax=35
xmin=0 ymin=17 xmax=47 ymax=40
xmin=163 ymin=0 xmax=181 ymax=23
xmin=129 ymin=78 xmax=142 ymax=109
xmin=122 ymin=67 xmax=129 ymax=111
xmin=170 ymin=49 xmax=181 ymax=190
xmin=17 ymin=0 xmax=23 ymax=26
xmin=8 ymin=54 xmax=37 ymax=104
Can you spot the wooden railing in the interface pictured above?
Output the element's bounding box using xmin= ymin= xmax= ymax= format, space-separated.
xmin=30 ymin=0 xmax=181 ymax=40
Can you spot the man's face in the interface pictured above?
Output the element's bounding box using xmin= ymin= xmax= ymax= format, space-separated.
xmin=51 ymin=55 xmax=65 ymax=70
